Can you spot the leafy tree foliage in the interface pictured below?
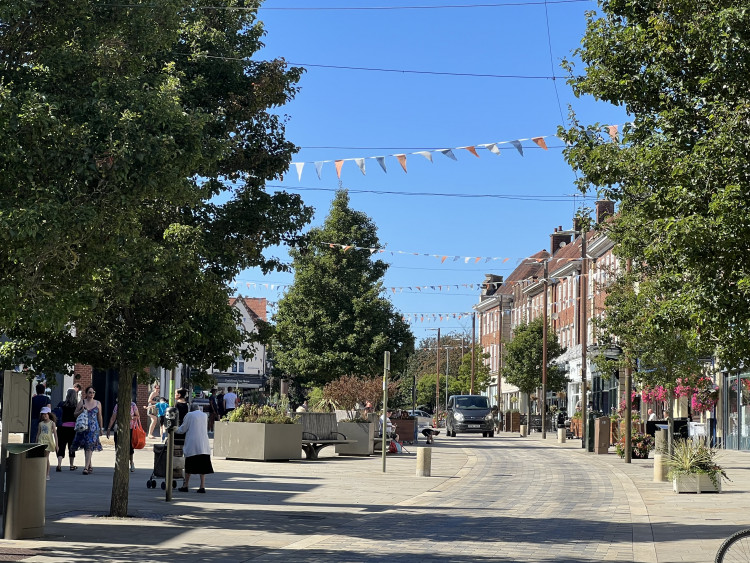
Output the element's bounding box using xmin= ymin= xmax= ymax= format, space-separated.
xmin=0 ymin=1 xmax=311 ymax=516
xmin=322 ymin=374 xmax=398 ymax=420
xmin=560 ymin=0 xmax=750 ymax=369
xmin=273 ymin=190 xmax=414 ymax=386
xmin=501 ymin=318 xmax=567 ymax=414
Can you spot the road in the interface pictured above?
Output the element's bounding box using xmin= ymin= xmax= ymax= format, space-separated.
xmin=5 ymin=432 xmax=750 ymax=562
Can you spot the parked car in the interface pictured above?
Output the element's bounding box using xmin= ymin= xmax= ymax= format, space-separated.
xmin=407 ymin=410 xmax=433 ymax=430
xmin=445 ymin=395 xmax=494 ymax=437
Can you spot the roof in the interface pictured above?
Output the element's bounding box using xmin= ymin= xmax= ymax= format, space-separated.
xmin=497 ymin=249 xmax=549 ymax=295
xmin=229 ymin=296 xmax=267 ymax=322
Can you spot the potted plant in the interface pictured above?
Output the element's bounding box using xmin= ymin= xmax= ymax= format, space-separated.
xmin=213 ymin=402 xmax=302 ymax=461
xmin=615 ymin=430 xmax=654 ymax=459
xmin=667 ymin=439 xmax=729 ymax=493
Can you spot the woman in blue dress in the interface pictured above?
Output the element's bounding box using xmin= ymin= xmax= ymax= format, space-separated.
xmin=72 ymin=386 xmax=103 ymax=475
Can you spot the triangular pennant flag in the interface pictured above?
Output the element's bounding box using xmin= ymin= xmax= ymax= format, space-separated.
xmin=487 ymin=143 xmax=501 ymax=155
xmin=607 ymin=124 xmax=619 ymax=142
xmin=531 ymin=137 xmax=548 ymax=150
xmin=314 ymin=161 xmax=324 ymax=179
xmin=510 ymin=140 xmax=524 ymax=156
xmin=415 ymin=151 xmax=433 ymax=162
xmin=441 ymin=256 xmax=448 ymax=263
xmin=464 ymin=146 xmax=480 ymax=158
xmin=355 ymin=158 xmax=366 ymax=175
xmin=369 ymin=248 xmax=378 ymax=254
xmin=375 ymin=156 xmax=387 ymax=173
xmin=465 ymin=257 xmax=470 ymax=263
xmin=294 ymin=162 xmax=304 ymax=181
xmin=474 ymin=257 xmax=481 ymax=263
xmin=439 ymin=149 xmax=457 ymax=160
xmin=246 ymin=282 xmax=251 ymax=288
xmin=503 ymin=257 xmax=510 ymax=263
xmin=335 ymin=160 xmax=344 ymax=179
xmin=343 ymin=245 xmax=353 ymax=252
xmin=396 ymin=154 xmax=407 ymax=173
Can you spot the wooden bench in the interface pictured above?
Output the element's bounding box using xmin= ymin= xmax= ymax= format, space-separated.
xmin=297 ymin=412 xmax=356 ymax=459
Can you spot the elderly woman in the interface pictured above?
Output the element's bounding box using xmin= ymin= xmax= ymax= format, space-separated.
xmin=176 ymin=403 xmax=214 ymax=493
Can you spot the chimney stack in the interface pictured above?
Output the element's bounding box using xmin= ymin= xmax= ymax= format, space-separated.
xmin=550 ymin=225 xmax=572 ymax=255
xmin=596 ymin=200 xmax=615 ymax=224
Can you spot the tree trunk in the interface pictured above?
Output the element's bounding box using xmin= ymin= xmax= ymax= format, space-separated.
xmin=109 ymin=364 xmax=134 ymax=517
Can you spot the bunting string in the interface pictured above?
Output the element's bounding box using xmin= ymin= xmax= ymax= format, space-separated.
xmin=290 ymin=125 xmax=622 ymax=181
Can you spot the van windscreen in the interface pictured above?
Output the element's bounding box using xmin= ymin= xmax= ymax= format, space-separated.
xmin=455 ymin=396 xmax=490 ymax=409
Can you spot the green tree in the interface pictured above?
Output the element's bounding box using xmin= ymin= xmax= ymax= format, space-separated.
xmin=455 ymin=346 xmax=492 ymax=395
xmin=273 ymin=190 xmax=415 ymax=387
xmin=0 ymin=0 xmax=312 ymax=517
xmin=560 ymin=0 xmax=750 ymax=370
xmin=501 ymin=318 xmax=568 ymax=415
xmin=593 ymin=269 xmax=710 ymax=453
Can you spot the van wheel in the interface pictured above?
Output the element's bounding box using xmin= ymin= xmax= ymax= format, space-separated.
xmin=489 ymin=431 xmax=495 ymax=437
xmin=482 ymin=432 xmax=487 ymax=437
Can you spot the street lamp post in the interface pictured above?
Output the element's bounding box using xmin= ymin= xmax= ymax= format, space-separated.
xmin=541 ymin=259 xmax=549 ymax=440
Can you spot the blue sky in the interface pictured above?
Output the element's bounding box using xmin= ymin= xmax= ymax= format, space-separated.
xmin=238 ymin=0 xmax=626 ymax=343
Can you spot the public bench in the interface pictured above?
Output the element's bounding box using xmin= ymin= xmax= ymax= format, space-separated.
xmin=297 ymin=412 xmax=356 ymax=459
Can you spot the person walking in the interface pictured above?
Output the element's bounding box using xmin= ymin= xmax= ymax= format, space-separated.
xmin=106 ymin=399 xmax=139 ymax=472
xmin=30 ymin=383 xmax=51 ymax=443
xmin=36 ymin=407 xmax=58 ymax=480
xmin=56 ymin=388 xmax=79 ymax=472
xmin=176 ymin=403 xmax=214 ymax=493
xmin=216 ymin=388 xmax=226 ymax=420
xmin=208 ymin=389 xmax=219 ymax=431
xmin=144 ymin=382 xmax=160 ymax=439
xmin=223 ymin=387 xmax=238 ymax=414
xmin=72 ymin=386 xmax=103 ymax=475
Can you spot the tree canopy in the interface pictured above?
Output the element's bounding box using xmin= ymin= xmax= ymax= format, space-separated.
xmin=502 ymin=317 xmax=568 ymax=406
xmin=0 ymin=0 xmax=312 ymax=516
xmin=560 ymin=0 xmax=750 ymax=370
xmin=273 ymin=189 xmax=414 ymax=387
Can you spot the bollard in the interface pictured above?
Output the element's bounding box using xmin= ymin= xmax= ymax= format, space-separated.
xmin=653 ymin=453 xmax=667 ymax=482
xmin=416 ymin=447 xmax=432 ymax=477
xmin=520 ymin=424 xmax=528 ymax=437
xmin=558 ymin=427 xmax=566 ymax=443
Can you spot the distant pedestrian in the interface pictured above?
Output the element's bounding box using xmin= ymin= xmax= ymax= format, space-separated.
xmin=156 ymin=397 xmax=169 ymax=439
xmin=35 ymin=407 xmax=58 ymax=480
xmin=177 ymin=403 xmax=214 ymax=493
xmin=30 ymin=383 xmax=51 ymax=443
xmin=648 ymin=409 xmax=657 ymax=421
xmin=56 ymin=388 xmax=79 ymax=472
xmin=144 ymin=382 xmax=160 ymax=439
xmin=216 ymin=388 xmax=226 ymax=419
xmin=208 ymin=389 xmax=219 ymax=431
xmin=73 ymin=382 xmax=83 ymax=403
xmin=223 ymin=387 xmax=238 ymax=414
xmin=72 ymin=386 xmax=103 ymax=475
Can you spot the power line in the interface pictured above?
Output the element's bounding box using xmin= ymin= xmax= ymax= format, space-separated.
xmin=267 ymin=184 xmax=583 ymax=202
xmin=102 ymin=1 xmax=593 ymax=11
xmin=172 ymin=53 xmax=561 ymax=79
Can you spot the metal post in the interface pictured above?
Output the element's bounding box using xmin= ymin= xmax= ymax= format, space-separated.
xmin=542 ymin=259 xmax=548 ymax=440
xmin=165 ymin=427 xmax=175 ymax=501
xmin=470 ymin=313 xmax=476 ymax=394
xmin=624 ymin=258 xmax=633 ymax=463
xmin=581 ymin=227 xmax=588 ymax=448
xmin=382 ymin=351 xmax=390 ymax=473
xmin=436 ymin=328 xmax=441 ymax=421
xmin=445 ymin=349 xmax=449 ymax=412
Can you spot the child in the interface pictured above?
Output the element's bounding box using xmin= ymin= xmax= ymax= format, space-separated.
xmin=36 ymin=406 xmax=58 ymax=480
xmin=156 ymin=397 xmax=169 ymax=440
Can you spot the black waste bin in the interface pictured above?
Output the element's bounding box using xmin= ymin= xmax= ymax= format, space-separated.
xmin=585 ymin=412 xmax=596 ymax=452
xmin=4 ymin=443 xmax=48 ymax=539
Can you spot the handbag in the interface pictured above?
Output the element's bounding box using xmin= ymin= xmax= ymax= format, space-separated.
xmin=131 ymin=418 xmax=146 ymax=449
xmin=74 ymin=411 xmax=89 ymax=433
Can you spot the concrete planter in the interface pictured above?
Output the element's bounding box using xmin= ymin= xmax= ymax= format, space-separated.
xmin=672 ymin=473 xmax=721 ymax=493
xmin=336 ymin=421 xmax=374 ymax=455
xmin=213 ymin=421 xmax=302 ymax=461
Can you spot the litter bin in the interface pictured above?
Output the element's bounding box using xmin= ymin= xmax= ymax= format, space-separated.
xmin=4 ymin=443 xmax=48 ymax=539
xmin=585 ymin=412 xmax=596 ymax=452
xmin=594 ymin=416 xmax=610 ymax=454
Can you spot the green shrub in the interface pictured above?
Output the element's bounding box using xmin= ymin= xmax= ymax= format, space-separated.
xmin=225 ymin=404 xmax=299 ymax=424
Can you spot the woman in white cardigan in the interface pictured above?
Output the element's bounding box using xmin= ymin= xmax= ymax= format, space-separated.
xmin=176 ymin=403 xmax=214 ymax=493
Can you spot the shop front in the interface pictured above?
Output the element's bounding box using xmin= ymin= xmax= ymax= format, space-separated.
xmin=724 ymin=372 xmax=750 ymax=451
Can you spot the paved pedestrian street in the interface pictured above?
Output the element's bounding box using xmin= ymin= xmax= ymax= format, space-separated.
xmin=5 ymin=433 xmax=750 ymax=562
